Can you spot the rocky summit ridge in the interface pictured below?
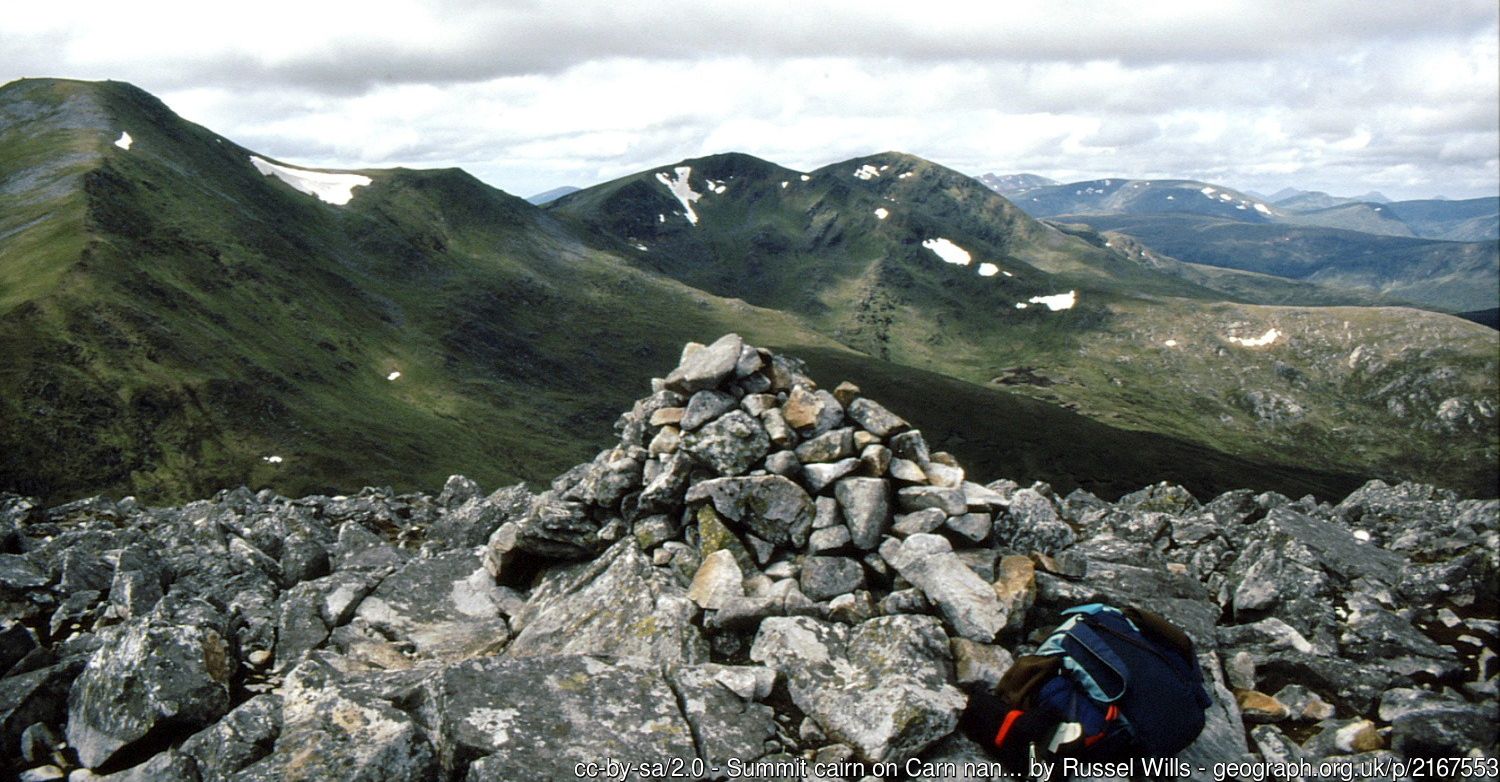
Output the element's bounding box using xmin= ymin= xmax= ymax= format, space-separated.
xmin=1 ymin=335 xmax=1496 ymax=781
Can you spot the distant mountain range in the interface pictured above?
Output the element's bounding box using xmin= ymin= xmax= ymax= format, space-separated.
xmin=975 ymin=173 xmax=1499 ymax=310
xmin=1 ymin=78 xmax=1495 ymax=505
xmin=526 ymin=185 xmax=580 ymax=205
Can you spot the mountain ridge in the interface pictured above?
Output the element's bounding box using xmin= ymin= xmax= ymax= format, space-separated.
xmin=1 ymin=78 xmax=1495 ymax=504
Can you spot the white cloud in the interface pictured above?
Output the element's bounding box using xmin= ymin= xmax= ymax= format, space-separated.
xmin=1 ymin=2 xmax=1493 ymax=199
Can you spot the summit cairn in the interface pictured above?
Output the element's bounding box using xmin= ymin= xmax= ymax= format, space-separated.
xmin=0 ymin=335 xmax=1494 ymax=780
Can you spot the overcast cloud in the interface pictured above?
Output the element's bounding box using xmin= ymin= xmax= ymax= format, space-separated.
xmin=3 ymin=1 xmax=1496 ymax=199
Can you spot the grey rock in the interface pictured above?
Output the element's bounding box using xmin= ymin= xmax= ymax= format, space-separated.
xmin=760 ymin=408 xmax=796 ymax=448
xmin=888 ymin=430 xmax=932 ymax=465
xmin=802 ymin=458 xmax=860 ymax=494
xmin=836 ymin=477 xmax=891 ymax=550
xmin=944 ymin=512 xmax=992 ymax=544
xmin=682 ymin=390 xmax=738 ymax=431
xmin=664 ymin=333 xmax=744 ymax=394
xmin=354 ymin=550 xmax=511 ymax=660
xmin=898 ymin=486 xmax=967 ymax=516
xmin=638 ymin=452 xmax=695 ymax=512
xmin=893 ymin=508 xmax=947 ymax=536
xmin=950 ymin=638 xmax=1015 ymax=690
xmin=764 ymin=449 xmax=801 ymax=477
xmin=800 ymin=556 xmax=866 ymax=601
xmin=264 ymin=658 xmax=436 ymax=782
xmin=436 ymin=474 xmax=481 ymax=509
xmin=993 ymin=489 xmax=1076 ymax=554
xmin=67 ymin=614 xmax=233 ymax=768
xmin=509 ymin=490 xmax=602 ymax=559
xmin=422 ymin=655 xmax=696 ymax=781
xmin=179 ymin=694 xmax=281 ymax=782
xmin=845 ymin=397 xmax=909 ymax=437
xmin=507 ymin=539 xmax=707 ymax=665
xmin=795 ymin=427 xmax=856 ymax=463
xmin=889 ymin=458 xmax=927 ymax=483
xmin=680 ymin=410 xmax=772 ymax=476
xmin=276 ymin=583 xmax=330 ymax=671
xmin=665 ymin=664 xmax=778 ymax=770
xmin=1117 ymin=482 xmax=1201 ymax=515
xmin=814 ymin=495 xmax=842 ymax=529
xmin=93 ymin=750 xmax=197 ymax=782
xmin=686 ymin=475 xmax=814 ymax=548
xmin=809 ymin=525 xmax=852 ymax=552
xmin=881 ymin=534 xmax=1007 ymax=642
xmin=0 ymin=554 xmax=47 ymax=589
xmin=1 ymin=660 xmax=80 ymax=762
xmin=751 ymin=615 xmax=963 ymax=764
xmin=1 ymin=619 xmax=39 ymax=676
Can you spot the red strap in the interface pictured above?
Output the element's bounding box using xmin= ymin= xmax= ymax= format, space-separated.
xmin=993 ymin=709 xmax=1026 ymax=749
xmin=1083 ymin=704 xmax=1121 ymax=748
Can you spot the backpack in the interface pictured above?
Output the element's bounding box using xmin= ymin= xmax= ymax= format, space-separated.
xmin=960 ymin=603 xmax=1212 ymax=766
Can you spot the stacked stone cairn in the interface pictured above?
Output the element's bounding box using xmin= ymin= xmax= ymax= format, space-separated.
xmin=0 ymin=333 xmax=1495 ymax=781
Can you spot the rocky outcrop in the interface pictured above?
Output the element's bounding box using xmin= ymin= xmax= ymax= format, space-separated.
xmin=0 ymin=335 xmax=1494 ymax=780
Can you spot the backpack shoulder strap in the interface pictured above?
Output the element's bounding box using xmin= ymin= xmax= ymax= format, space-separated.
xmin=995 ymin=654 xmax=1062 ymax=706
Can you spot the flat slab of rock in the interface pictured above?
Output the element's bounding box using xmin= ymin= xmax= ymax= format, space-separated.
xmin=424 ymin=655 xmax=697 ymax=781
xmin=354 ymin=550 xmax=511 ymax=661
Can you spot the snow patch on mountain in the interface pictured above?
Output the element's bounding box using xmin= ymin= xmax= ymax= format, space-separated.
xmin=114 ymin=131 xmax=132 ymax=150
xmin=1227 ymin=328 xmax=1282 ymax=348
xmin=853 ymin=164 xmax=882 ymax=180
xmin=250 ymin=156 xmax=372 ymax=205
xmin=922 ymin=237 xmax=971 ymax=266
xmin=655 ymin=166 xmax=702 ymax=225
xmin=387 ymin=371 xmax=402 ymax=381
xmin=874 ymin=207 xmax=889 ymax=220
xmin=1254 ymin=203 xmax=1272 ymax=215
xmin=977 ymin=263 xmax=999 ymax=277
xmin=1028 ymin=291 xmax=1077 ymax=311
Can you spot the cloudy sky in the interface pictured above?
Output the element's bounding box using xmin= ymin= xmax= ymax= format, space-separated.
xmin=4 ymin=1 xmax=1497 ymax=200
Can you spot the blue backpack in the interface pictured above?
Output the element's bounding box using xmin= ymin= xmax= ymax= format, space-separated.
xmin=961 ymin=604 xmax=1211 ymax=763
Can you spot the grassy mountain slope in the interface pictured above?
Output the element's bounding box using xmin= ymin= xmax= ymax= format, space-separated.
xmin=0 ymin=79 xmax=841 ymax=501
xmin=1 ymin=78 xmax=1387 ymax=506
xmin=552 ymin=152 xmax=1498 ymax=497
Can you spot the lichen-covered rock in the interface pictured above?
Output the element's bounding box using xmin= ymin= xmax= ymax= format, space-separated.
xmin=506 ymin=539 xmax=707 ymax=665
xmin=353 ymin=549 xmax=511 ymax=660
xmin=67 ymin=611 xmax=233 ymax=769
xmin=263 ymin=658 xmax=436 ymax=782
xmin=750 ymin=615 xmax=963 ymax=764
xmin=680 ymin=410 xmax=772 ymax=476
xmin=686 ymin=475 xmax=814 ymax=548
xmin=421 ymin=655 xmax=697 ymax=781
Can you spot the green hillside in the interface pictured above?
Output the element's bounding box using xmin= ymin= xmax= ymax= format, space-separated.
xmin=1 ymin=79 xmax=1495 ymax=504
